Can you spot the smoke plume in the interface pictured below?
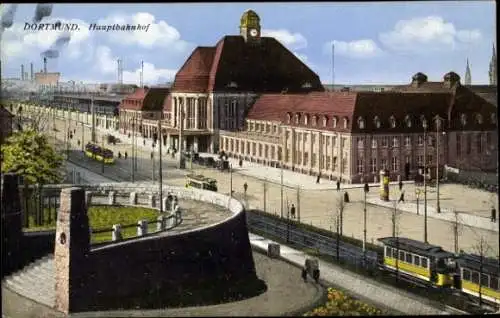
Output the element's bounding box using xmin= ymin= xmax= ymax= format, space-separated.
xmin=41 ymin=49 xmax=59 ymax=59
xmin=33 ymin=4 xmax=53 ymax=23
xmin=0 ymin=4 xmax=18 ymax=32
xmin=41 ymin=32 xmax=71 ymax=59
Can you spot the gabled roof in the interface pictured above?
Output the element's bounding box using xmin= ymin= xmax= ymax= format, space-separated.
xmin=120 ymin=87 xmax=170 ymax=111
xmin=246 ymin=93 xmax=308 ymax=121
xmin=391 ymin=81 xmax=456 ymax=93
xmin=172 ymin=35 xmax=324 ymax=94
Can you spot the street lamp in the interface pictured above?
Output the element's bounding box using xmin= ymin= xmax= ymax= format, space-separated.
xmin=157 ymin=119 xmax=163 ymax=214
xmin=422 ymin=118 xmax=428 ymax=243
xmin=152 ymin=142 xmax=156 ymax=181
xmin=363 ymin=182 xmax=369 ymax=265
xmin=279 ymin=124 xmax=284 ymax=219
xmin=230 ymin=163 xmax=233 ymax=197
xmin=415 ymin=188 xmax=421 ymax=216
xmin=131 ymin=119 xmax=135 ymax=183
xmin=434 ymin=115 xmax=444 ymax=214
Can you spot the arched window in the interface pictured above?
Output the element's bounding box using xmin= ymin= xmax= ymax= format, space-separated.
xmin=491 ymin=113 xmax=497 ymax=125
xmin=332 ymin=116 xmax=338 ymax=128
xmin=343 ymin=117 xmax=349 ymax=129
xmin=304 ymin=114 xmax=309 ymax=125
xmin=476 ymin=113 xmax=483 ymax=124
xmin=374 ymin=116 xmax=381 ymax=128
xmin=389 ymin=115 xmax=396 ymax=128
xmin=322 ymin=116 xmax=328 ymax=127
xmin=460 ymin=113 xmax=467 ymax=126
xmin=312 ymin=115 xmax=318 ymax=126
xmin=421 ymin=115 xmax=427 ymax=128
xmin=357 ymin=116 xmax=365 ymax=129
xmin=295 ymin=113 xmax=300 ymax=124
xmin=286 ymin=112 xmax=292 ymax=124
xmin=405 ymin=115 xmax=412 ymax=128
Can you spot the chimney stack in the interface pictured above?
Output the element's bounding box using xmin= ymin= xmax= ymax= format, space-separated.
xmin=43 ymin=57 xmax=47 ymax=73
xmin=21 ymin=64 xmax=24 ymax=80
xmin=25 ymin=72 xmax=28 ymax=81
xmin=30 ymin=63 xmax=34 ymax=81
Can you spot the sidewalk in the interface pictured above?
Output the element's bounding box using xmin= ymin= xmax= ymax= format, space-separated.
xmin=366 ymin=196 xmax=499 ymax=233
xmin=248 ymin=233 xmax=446 ymax=315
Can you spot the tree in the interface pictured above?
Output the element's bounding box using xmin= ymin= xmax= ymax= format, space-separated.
xmin=1 ymin=129 xmax=64 ymax=226
xmin=391 ymin=200 xmax=403 ymax=282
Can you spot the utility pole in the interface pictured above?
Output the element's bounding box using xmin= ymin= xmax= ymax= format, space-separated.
xmin=280 ymin=149 xmax=284 ymax=218
xmin=423 ymin=120 xmax=428 ymax=243
xmin=230 ymin=163 xmax=233 ymax=197
xmin=158 ymin=119 xmax=163 ymax=213
xmin=363 ymin=183 xmax=369 ymax=264
xmin=452 ymin=209 xmax=459 ymax=254
xmin=91 ymin=95 xmax=96 ymax=143
xmin=152 ymin=144 xmax=155 ymax=181
xmin=435 ymin=115 xmax=443 ymax=213
xmin=263 ymin=182 xmax=267 ymax=212
xmin=131 ymin=117 xmax=135 ymax=182
xmin=296 ymin=186 xmax=300 ymax=222
xmin=101 ymin=135 xmax=104 ymax=174
xmin=81 ymin=121 xmax=84 ymax=152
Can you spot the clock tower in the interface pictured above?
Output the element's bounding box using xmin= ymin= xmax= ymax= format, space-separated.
xmin=240 ymin=9 xmax=261 ymax=43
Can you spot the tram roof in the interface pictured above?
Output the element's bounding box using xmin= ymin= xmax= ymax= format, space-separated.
xmin=378 ymin=237 xmax=455 ymax=257
xmin=457 ymin=253 xmax=499 ymax=277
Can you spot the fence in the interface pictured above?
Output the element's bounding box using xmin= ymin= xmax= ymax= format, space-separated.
xmin=444 ymin=165 xmax=498 ymax=192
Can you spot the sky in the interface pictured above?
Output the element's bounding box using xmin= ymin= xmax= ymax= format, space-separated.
xmin=0 ymin=2 xmax=496 ymax=85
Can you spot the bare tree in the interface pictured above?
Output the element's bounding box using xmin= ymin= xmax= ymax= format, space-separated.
xmin=472 ymin=236 xmax=491 ymax=309
xmin=450 ymin=209 xmax=463 ymax=255
xmin=392 ymin=199 xmax=403 ymax=282
xmin=333 ymin=193 xmax=345 ymax=261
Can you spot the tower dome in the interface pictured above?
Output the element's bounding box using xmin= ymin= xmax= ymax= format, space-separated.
xmin=239 ymin=10 xmax=261 ymax=43
xmin=240 ymin=9 xmax=260 ymax=26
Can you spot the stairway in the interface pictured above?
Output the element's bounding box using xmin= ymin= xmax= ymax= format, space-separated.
xmin=2 ymin=254 xmax=55 ymax=308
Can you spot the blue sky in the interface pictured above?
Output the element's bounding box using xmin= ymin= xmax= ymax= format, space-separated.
xmin=0 ymin=2 xmax=496 ymax=85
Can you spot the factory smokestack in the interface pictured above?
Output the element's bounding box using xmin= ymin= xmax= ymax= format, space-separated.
xmin=21 ymin=64 xmax=24 ymax=80
xmin=24 ymin=72 xmax=28 ymax=81
xmin=43 ymin=57 xmax=47 ymax=73
xmin=30 ymin=63 xmax=34 ymax=81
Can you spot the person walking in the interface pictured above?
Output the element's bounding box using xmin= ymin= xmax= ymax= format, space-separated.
xmin=243 ymin=182 xmax=248 ymax=195
xmin=336 ymin=180 xmax=341 ymax=192
xmin=301 ymin=267 xmax=307 ymax=282
xmin=398 ymin=190 xmax=405 ymax=203
xmin=124 ymin=151 xmax=128 ymax=160
xmin=239 ymin=158 xmax=243 ymax=168
xmin=118 ymin=151 xmax=122 ymax=159
xmin=150 ymin=152 xmax=154 ymax=160
xmin=398 ymin=180 xmax=403 ymax=191
xmin=290 ymin=204 xmax=296 ymax=219
xmin=491 ymin=207 xmax=497 ymax=222
xmin=316 ymin=175 xmax=320 ymax=184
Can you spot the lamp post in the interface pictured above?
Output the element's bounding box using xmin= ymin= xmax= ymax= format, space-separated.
xmin=280 ymin=124 xmax=284 ymax=219
xmin=423 ymin=118 xmax=428 ymax=243
xmin=152 ymin=143 xmax=156 ymax=182
xmin=101 ymin=134 xmax=105 ymax=174
xmin=415 ymin=188 xmax=421 ymax=215
xmin=434 ymin=115 xmax=444 ymax=214
xmin=230 ymin=163 xmax=233 ymax=197
xmin=363 ymin=182 xmax=369 ymax=265
xmin=131 ymin=119 xmax=135 ymax=182
xmin=157 ymin=119 xmax=163 ymax=214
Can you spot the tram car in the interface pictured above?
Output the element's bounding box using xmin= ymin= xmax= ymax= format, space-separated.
xmin=378 ymin=237 xmax=500 ymax=306
xmin=84 ymin=142 xmax=115 ymax=164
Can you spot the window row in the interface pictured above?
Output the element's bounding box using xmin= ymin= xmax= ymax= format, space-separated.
xmin=462 ymin=268 xmax=499 ymax=291
xmin=286 ymin=113 xmax=349 ymax=129
xmin=248 ymin=121 xmax=280 ymax=134
xmin=386 ymin=247 xmax=429 ymax=268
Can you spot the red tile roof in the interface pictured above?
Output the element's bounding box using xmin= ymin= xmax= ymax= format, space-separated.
xmin=163 ymin=94 xmax=172 ymax=112
xmin=246 ymin=93 xmax=308 ymax=121
xmin=172 ymin=35 xmax=324 ymax=94
xmin=119 ymin=87 xmax=170 ymax=111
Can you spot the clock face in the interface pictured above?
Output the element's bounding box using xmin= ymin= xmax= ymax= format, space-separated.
xmin=250 ymin=29 xmax=258 ymax=37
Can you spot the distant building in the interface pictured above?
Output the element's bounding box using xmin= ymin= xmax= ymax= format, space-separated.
xmin=34 ymin=71 xmax=60 ymax=86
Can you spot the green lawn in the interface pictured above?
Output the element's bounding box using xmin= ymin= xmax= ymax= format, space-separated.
xmin=24 ymin=205 xmax=162 ymax=244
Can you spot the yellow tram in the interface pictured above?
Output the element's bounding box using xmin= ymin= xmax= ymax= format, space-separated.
xmin=84 ymin=143 xmax=115 ymax=164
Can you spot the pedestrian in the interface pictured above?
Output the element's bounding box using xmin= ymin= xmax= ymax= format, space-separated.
xmin=301 ymin=267 xmax=307 ymax=282
xmin=336 ymin=180 xmax=340 ymax=192
xmin=316 ymin=175 xmax=320 ymax=184
xmin=239 ymin=158 xmax=243 ymax=168
xmin=143 ymin=139 xmax=146 ymax=146
xmin=399 ymin=180 xmax=403 ymax=191
xmin=290 ymin=204 xmax=296 ymax=219
xmin=150 ymin=152 xmax=154 ymax=160
xmin=243 ymin=182 xmax=248 ymax=194
xmin=124 ymin=151 xmax=128 ymax=160
xmin=312 ymin=268 xmax=320 ymax=283
xmin=118 ymin=152 xmax=122 ymax=159
xmin=398 ymin=190 xmax=405 ymax=203
xmin=171 ymin=151 xmax=175 ymax=159
xmin=77 ymin=139 xmax=80 ymax=146
xmin=491 ymin=207 xmax=497 ymax=223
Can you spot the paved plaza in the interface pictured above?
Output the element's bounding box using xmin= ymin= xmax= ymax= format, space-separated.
xmin=51 ymin=115 xmax=500 ymax=258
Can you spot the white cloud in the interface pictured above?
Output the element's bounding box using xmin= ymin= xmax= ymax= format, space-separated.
xmin=0 ymin=17 xmax=91 ymax=61
xmin=325 ymin=39 xmax=382 ymax=58
xmin=95 ymin=45 xmax=177 ymax=85
xmin=262 ymin=28 xmax=307 ymax=50
xmin=97 ymin=12 xmax=191 ymax=51
xmin=379 ymin=16 xmax=483 ymax=52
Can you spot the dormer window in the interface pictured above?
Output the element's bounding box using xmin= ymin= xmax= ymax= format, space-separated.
xmin=405 ymin=115 xmax=412 ymax=128
xmin=475 ymin=113 xmax=483 ymax=124
xmin=389 ymin=116 xmax=396 ymax=128
xmin=421 ymin=115 xmax=428 ymax=129
xmin=343 ymin=117 xmax=349 ymax=129
xmin=374 ymin=116 xmax=381 ymax=128
xmin=460 ymin=113 xmax=467 ymax=126
xmin=304 ymin=114 xmax=309 ymax=125
xmin=312 ymin=115 xmax=318 ymax=126
xmin=322 ymin=116 xmax=328 ymax=127
xmin=332 ymin=116 xmax=338 ymax=128
xmin=491 ymin=113 xmax=497 ymax=125
xmin=287 ymin=112 xmax=292 ymax=124
xmin=357 ymin=116 xmax=365 ymax=129
xmin=302 ymin=82 xmax=312 ymax=89
xmin=295 ymin=113 xmax=300 ymax=124
xmin=227 ymin=81 xmax=238 ymax=88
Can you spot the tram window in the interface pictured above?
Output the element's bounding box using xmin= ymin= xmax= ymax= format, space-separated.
xmin=462 ymin=268 xmax=471 ymax=281
xmin=399 ymin=251 xmax=405 ymax=261
xmin=421 ymin=258 xmax=428 ymax=268
xmin=392 ymin=248 xmax=397 ymax=258
xmin=491 ymin=278 xmax=499 ymax=291
xmin=471 ymin=272 xmax=479 ymax=284
xmin=405 ymin=253 xmax=412 ymax=263
xmin=414 ymin=256 xmax=421 ymax=266
xmin=386 ymin=246 xmax=391 ymax=257
xmin=481 ymin=274 xmax=489 ymax=287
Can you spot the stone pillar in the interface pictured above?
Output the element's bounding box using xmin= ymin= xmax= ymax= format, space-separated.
xmin=137 ymin=220 xmax=148 ymax=236
xmin=108 ymin=191 xmax=116 ymax=205
xmin=166 ymin=214 xmax=175 ymax=228
xmin=174 ymin=205 xmax=181 ymax=220
xmin=157 ymin=215 xmax=166 ymax=231
xmin=84 ymin=191 xmax=92 ymax=208
xmin=1 ymin=173 xmax=23 ymax=276
xmin=162 ymin=197 xmax=168 ymax=212
xmin=195 ymin=98 xmax=199 ymax=129
xmin=149 ymin=194 xmax=156 ymax=208
xmin=129 ymin=192 xmax=137 ymax=205
xmin=167 ymin=133 xmax=171 ymax=149
xmin=183 ymin=97 xmax=187 ymax=130
xmin=55 ymin=187 xmax=90 ymax=314
xmin=268 ymin=243 xmax=281 ymax=258
xmin=112 ymin=224 xmax=122 ymax=241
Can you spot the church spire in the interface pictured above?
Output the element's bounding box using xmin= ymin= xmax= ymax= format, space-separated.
xmin=489 ymin=42 xmax=497 ymax=85
xmin=464 ymin=58 xmax=471 ymax=85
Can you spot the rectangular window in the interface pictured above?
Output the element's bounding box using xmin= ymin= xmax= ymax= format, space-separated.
xmin=481 ymin=273 xmax=489 ymax=287
xmin=381 ymin=137 xmax=388 ymax=147
xmin=357 ymin=138 xmax=364 ymax=148
xmin=391 ymin=157 xmax=398 ymax=172
xmin=466 ymin=134 xmax=472 ymax=154
xmin=471 ymin=271 xmax=479 ymax=284
xmin=414 ymin=255 xmax=421 ymax=267
xmin=342 ymin=157 xmax=347 ymax=174
xmin=304 ymin=152 xmax=309 ymax=166
xmin=427 ymin=155 xmax=433 ymax=164
xmin=386 ymin=246 xmax=392 ymax=257
xmin=258 ymin=144 xmax=262 ymax=157
xmin=265 ymin=145 xmax=269 ymax=158
xmin=405 ymin=253 xmax=412 ymax=263
xmin=418 ymin=135 xmax=424 ymax=146
xmin=456 ymin=134 xmax=461 ymax=157
xmin=476 ymin=134 xmax=482 ymax=154
xmin=371 ymin=139 xmax=377 ymax=149
xmin=491 ymin=277 xmax=498 ymax=290
xmin=326 ymin=156 xmax=331 ymax=170
xmin=405 ymin=136 xmax=411 ymax=147
xmin=341 ymin=137 xmax=346 ymax=148
xmin=428 ymin=135 xmax=435 ymax=147
xmin=462 ymin=268 xmax=471 ymax=281
xmin=421 ymin=258 xmax=428 ymax=268
xmin=333 ymin=157 xmax=337 ymax=171
xmin=333 ymin=136 xmax=337 ymax=147
xmin=370 ymin=158 xmax=377 ymax=173
xmin=417 ymin=155 xmax=423 ymax=167
xmin=311 ymin=153 xmax=316 ymax=167
xmin=381 ymin=159 xmax=388 ymax=170
xmin=297 ymin=151 xmax=302 ymax=165
xmin=399 ymin=251 xmax=405 ymax=261
xmin=486 ymin=132 xmax=491 ymax=146
xmin=392 ymin=137 xmax=399 ymax=148
xmin=357 ymin=159 xmax=364 ymax=173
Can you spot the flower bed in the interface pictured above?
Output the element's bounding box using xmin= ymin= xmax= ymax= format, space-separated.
xmin=304 ymin=288 xmax=384 ymax=316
